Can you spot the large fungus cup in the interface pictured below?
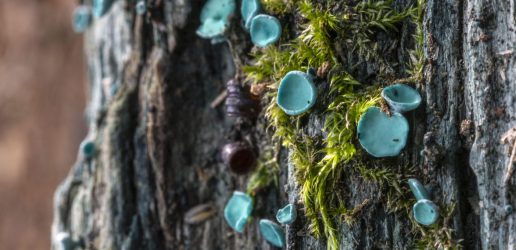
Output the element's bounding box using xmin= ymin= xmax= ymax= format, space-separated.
xmin=381 ymin=83 xmax=422 ymax=113
xmin=224 ymin=191 xmax=253 ymax=233
xmin=241 ymin=0 xmax=261 ymax=30
xmin=250 ymin=14 xmax=281 ymax=48
xmin=196 ymin=0 xmax=236 ymax=39
xmin=357 ymin=107 xmax=409 ymax=157
xmin=276 ymin=204 xmax=297 ymax=224
xmin=277 ymin=71 xmax=317 ymax=115
xmin=408 ymin=179 xmax=439 ymax=226
xmin=259 ymin=219 xmax=285 ymax=248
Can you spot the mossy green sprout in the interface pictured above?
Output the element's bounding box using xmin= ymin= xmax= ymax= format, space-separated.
xmin=246 ymin=147 xmax=280 ymax=195
xmin=260 ymin=0 xmax=298 ymax=16
xmin=406 ymin=0 xmax=426 ymax=82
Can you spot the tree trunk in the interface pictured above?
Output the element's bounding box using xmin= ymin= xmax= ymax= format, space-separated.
xmin=52 ymin=0 xmax=515 ymax=249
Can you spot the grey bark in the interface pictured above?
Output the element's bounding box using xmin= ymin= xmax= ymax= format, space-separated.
xmin=52 ymin=0 xmax=515 ymax=249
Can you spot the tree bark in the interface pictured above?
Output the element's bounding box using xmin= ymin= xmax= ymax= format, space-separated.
xmin=52 ymin=0 xmax=515 ymax=249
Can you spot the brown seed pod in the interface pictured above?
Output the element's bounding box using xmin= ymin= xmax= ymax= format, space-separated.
xmin=225 ymin=79 xmax=259 ymax=118
xmin=221 ymin=141 xmax=256 ymax=175
xmin=184 ymin=203 xmax=217 ymax=224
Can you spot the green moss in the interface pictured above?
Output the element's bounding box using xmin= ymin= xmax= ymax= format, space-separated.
xmin=260 ymin=0 xmax=298 ymax=15
xmin=246 ymin=147 xmax=280 ymax=195
xmin=414 ymin=203 xmax=463 ymax=249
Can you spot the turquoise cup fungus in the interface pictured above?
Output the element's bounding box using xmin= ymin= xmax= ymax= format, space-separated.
xmin=93 ymin=0 xmax=114 ymax=18
xmin=259 ymin=219 xmax=285 ymax=248
xmin=72 ymin=6 xmax=92 ymax=33
xmin=276 ymin=204 xmax=297 ymax=224
xmin=224 ymin=191 xmax=253 ymax=233
xmin=408 ymin=179 xmax=439 ymax=226
xmin=196 ymin=0 xmax=236 ymax=39
xmin=136 ymin=1 xmax=146 ymax=15
xmin=381 ymin=83 xmax=422 ymax=113
xmin=80 ymin=139 xmax=96 ymax=158
xmin=250 ymin=14 xmax=281 ymax=48
xmin=56 ymin=232 xmax=76 ymax=250
xmin=357 ymin=107 xmax=409 ymax=157
xmin=241 ymin=0 xmax=261 ymax=30
xmin=277 ymin=71 xmax=317 ymax=115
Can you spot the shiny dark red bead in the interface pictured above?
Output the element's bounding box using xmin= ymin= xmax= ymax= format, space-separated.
xmin=221 ymin=141 xmax=256 ymax=175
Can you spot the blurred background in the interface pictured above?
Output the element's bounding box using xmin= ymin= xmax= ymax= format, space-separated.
xmin=0 ymin=0 xmax=86 ymax=249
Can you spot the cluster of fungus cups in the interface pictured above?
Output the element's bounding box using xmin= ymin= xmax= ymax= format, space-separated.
xmin=239 ymin=0 xmax=281 ymax=47
xmin=357 ymin=83 xmax=421 ymax=157
xmin=356 ymin=84 xmax=439 ymax=225
xmin=255 ymin=203 xmax=297 ymax=248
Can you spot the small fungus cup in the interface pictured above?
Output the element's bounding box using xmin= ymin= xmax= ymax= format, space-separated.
xmin=93 ymin=0 xmax=114 ymax=18
xmin=381 ymin=83 xmax=422 ymax=113
xmin=357 ymin=107 xmax=409 ymax=157
xmin=224 ymin=191 xmax=253 ymax=233
xmin=259 ymin=219 xmax=285 ymax=248
xmin=136 ymin=1 xmax=147 ymax=15
xmin=72 ymin=6 xmax=92 ymax=33
xmin=250 ymin=14 xmax=281 ymax=48
xmin=196 ymin=0 xmax=236 ymax=39
xmin=80 ymin=139 xmax=96 ymax=158
xmin=408 ymin=179 xmax=439 ymax=226
xmin=276 ymin=204 xmax=297 ymax=224
xmin=241 ymin=0 xmax=261 ymax=30
xmin=277 ymin=71 xmax=317 ymax=115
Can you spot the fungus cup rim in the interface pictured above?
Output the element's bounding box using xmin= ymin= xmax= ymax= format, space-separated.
xmin=250 ymin=14 xmax=282 ymax=48
xmin=276 ymin=70 xmax=317 ymax=115
xmin=259 ymin=219 xmax=285 ymax=247
xmin=381 ymin=83 xmax=422 ymax=112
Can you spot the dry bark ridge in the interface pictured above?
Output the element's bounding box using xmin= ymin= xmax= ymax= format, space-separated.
xmin=52 ymin=0 xmax=515 ymax=249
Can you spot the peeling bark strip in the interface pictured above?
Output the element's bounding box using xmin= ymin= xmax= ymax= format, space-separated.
xmin=53 ymin=0 xmax=514 ymax=249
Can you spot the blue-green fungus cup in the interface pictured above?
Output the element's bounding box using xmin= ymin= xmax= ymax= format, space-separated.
xmin=196 ymin=0 xmax=236 ymax=39
xmin=241 ymin=0 xmax=261 ymax=30
xmin=80 ymin=139 xmax=96 ymax=158
xmin=136 ymin=1 xmax=147 ymax=15
xmin=72 ymin=6 xmax=92 ymax=33
xmin=277 ymin=71 xmax=317 ymax=115
xmin=357 ymin=107 xmax=409 ymax=157
xmin=259 ymin=219 xmax=285 ymax=248
xmin=56 ymin=232 xmax=75 ymax=250
xmin=93 ymin=0 xmax=114 ymax=18
xmin=250 ymin=14 xmax=281 ymax=48
xmin=276 ymin=204 xmax=297 ymax=224
xmin=408 ymin=178 xmax=439 ymax=226
xmin=224 ymin=191 xmax=253 ymax=233
xmin=381 ymin=83 xmax=422 ymax=113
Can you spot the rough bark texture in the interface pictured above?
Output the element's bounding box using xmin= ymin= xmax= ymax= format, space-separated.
xmin=52 ymin=0 xmax=515 ymax=249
